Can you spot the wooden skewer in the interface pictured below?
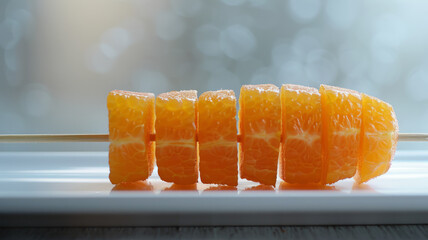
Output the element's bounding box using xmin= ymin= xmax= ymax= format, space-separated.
xmin=0 ymin=133 xmax=426 ymax=143
xmin=397 ymin=133 xmax=428 ymax=142
xmin=0 ymin=134 xmax=110 ymax=143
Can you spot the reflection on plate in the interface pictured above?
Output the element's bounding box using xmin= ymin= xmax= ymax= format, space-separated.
xmin=1 ymin=151 xmax=428 ymax=196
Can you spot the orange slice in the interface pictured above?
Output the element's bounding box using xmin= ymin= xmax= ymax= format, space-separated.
xmin=280 ymin=84 xmax=322 ymax=184
xmin=239 ymin=84 xmax=281 ymax=186
xmin=320 ymin=85 xmax=362 ymax=184
xmin=107 ymin=90 xmax=155 ymax=184
xmin=355 ymin=94 xmax=398 ymax=183
xmin=199 ymin=90 xmax=238 ymax=186
xmin=156 ymin=90 xmax=198 ymax=185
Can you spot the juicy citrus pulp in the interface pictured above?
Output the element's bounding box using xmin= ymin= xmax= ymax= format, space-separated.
xmin=320 ymin=85 xmax=362 ymax=184
xmin=107 ymin=84 xmax=398 ymax=186
xmin=155 ymin=90 xmax=198 ymax=185
xmin=239 ymin=84 xmax=281 ymax=186
xmin=107 ymin=90 xmax=155 ymax=184
xmin=280 ymin=84 xmax=322 ymax=184
xmin=355 ymin=94 xmax=399 ymax=183
xmin=199 ymin=90 xmax=238 ymax=186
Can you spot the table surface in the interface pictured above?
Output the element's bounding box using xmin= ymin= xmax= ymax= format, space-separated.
xmin=1 ymin=225 xmax=428 ymax=240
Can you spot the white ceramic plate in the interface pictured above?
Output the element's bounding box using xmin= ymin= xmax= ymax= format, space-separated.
xmin=0 ymin=151 xmax=428 ymax=226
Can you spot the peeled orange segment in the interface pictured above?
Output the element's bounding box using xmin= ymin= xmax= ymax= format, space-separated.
xmin=280 ymin=84 xmax=322 ymax=184
xmin=239 ymin=84 xmax=281 ymax=186
xmin=355 ymin=94 xmax=399 ymax=184
xmin=156 ymin=90 xmax=198 ymax=185
xmin=199 ymin=90 xmax=238 ymax=186
xmin=320 ymin=85 xmax=362 ymax=184
xmin=107 ymin=90 xmax=155 ymax=184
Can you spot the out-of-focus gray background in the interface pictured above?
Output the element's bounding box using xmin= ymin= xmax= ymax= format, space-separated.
xmin=0 ymin=0 xmax=427 ymax=151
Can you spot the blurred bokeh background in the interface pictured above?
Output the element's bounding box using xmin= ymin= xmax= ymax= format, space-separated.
xmin=0 ymin=0 xmax=427 ymax=151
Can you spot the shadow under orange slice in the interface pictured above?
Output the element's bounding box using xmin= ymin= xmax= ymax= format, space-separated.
xmin=279 ymin=181 xmax=336 ymax=191
xmin=163 ymin=183 xmax=198 ymax=192
xmin=111 ymin=181 xmax=154 ymax=191
xmin=243 ymin=184 xmax=275 ymax=191
xmin=204 ymin=185 xmax=238 ymax=192
xmin=352 ymin=182 xmax=377 ymax=193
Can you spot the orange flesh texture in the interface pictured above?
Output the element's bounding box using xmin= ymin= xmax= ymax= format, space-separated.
xmin=355 ymin=94 xmax=398 ymax=184
xmin=320 ymin=85 xmax=362 ymax=184
xmin=107 ymin=90 xmax=155 ymax=184
xmin=239 ymin=84 xmax=281 ymax=186
xmin=280 ymin=84 xmax=322 ymax=184
xmin=199 ymin=90 xmax=238 ymax=186
xmin=155 ymin=90 xmax=198 ymax=185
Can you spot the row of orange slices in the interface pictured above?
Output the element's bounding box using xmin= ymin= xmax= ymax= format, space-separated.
xmin=107 ymin=84 xmax=398 ymax=186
